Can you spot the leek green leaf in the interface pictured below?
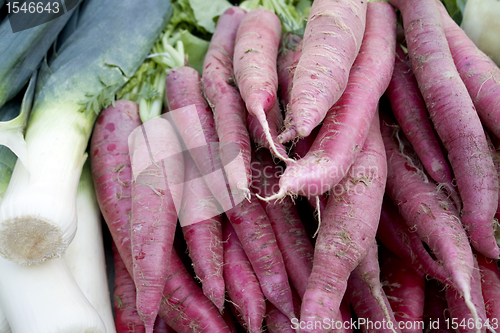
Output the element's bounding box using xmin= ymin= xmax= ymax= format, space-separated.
xmin=0 ymin=2 xmax=81 ymax=109
xmin=0 ymin=72 xmax=36 ymax=170
xmin=0 ymin=102 xmax=19 ymax=201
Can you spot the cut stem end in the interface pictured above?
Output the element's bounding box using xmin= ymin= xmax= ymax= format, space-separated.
xmin=0 ymin=216 xmax=66 ymax=265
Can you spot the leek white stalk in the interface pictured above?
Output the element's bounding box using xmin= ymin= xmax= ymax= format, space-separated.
xmin=0 ymin=0 xmax=172 ymax=264
xmin=0 ymin=256 xmax=106 ymax=333
xmin=0 ymin=308 xmax=11 ymax=333
xmin=461 ymin=0 xmax=500 ymax=65
xmin=65 ymin=161 xmax=116 ymax=333
xmin=0 ymin=105 xmax=88 ymax=264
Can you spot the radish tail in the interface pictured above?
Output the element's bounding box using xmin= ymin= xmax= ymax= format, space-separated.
xmin=255 ymin=110 xmax=295 ymax=164
xmin=312 ymin=196 xmax=321 ymax=239
xmin=462 ymin=287 xmax=481 ymax=333
xmin=278 ymin=127 xmax=298 ymax=144
xmin=255 ymin=187 xmax=287 ymax=202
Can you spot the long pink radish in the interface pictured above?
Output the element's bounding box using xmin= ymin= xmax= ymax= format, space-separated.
xmin=252 ymin=148 xmax=314 ymax=298
xmin=349 ymin=241 xmax=401 ymax=333
xmin=159 ymin=247 xmax=234 ymax=333
xmin=380 ymin=246 xmax=425 ymax=333
xmin=153 ymin=317 xmax=175 ymax=333
xmin=279 ymin=0 xmax=368 ymax=141
xmin=202 ymin=6 xmax=252 ymax=199
xmin=266 ymin=288 xmax=301 ymax=333
xmin=113 ymin=241 xmax=145 ymax=333
xmin=289 ymin=127 xmax=328 ymax=216
xmin=91 ymin=100 xmax=141 ymax=276
xmin=445 ymin=256 xmax=488 ymax=333
xmin=128 ymin=114 xmax=184 ymax=332
xmin=225 ymin=193 xmax=295 ymax=321
xmin=260 ymin=2 xmax=396 ymax=201
xmin=250 ymin=33 xmax=299 ymax=160
xmin=388 ymin=0 xmax=500 ymax=259
xmin=290 ymin=297 xmax=352 ymax=333
xmin=300 ymin=113 xmax=387 ymax=333
xmin=233 ymin=8 xmax=291 ymax=163
xmin=179 ymin=153 xmax=225 ymax=311
xmin=92 ymin=100 xmax=182 ymax=331
xmin=277 ymin=34 xmax=302 ymax=110
xmin=277 ymin=39 xmax=322 ymax=214
xmin=223 ymin=218 xmax=266 ymax=333
xmin=437 ymin=1 xmax=500 ymax=140
xmin=336 ymin=297 xmax=354 ymax=333
xmin=381 ymin=112 xmax=480 ymax=330
xmin=476 ymin=251 xmax=500 ymax=324
xmin=386 ymin=44 xmax=458 ymax=205
xmin=348 ymin=275 xmax=400 ymax=333
xmin=266 ymin=302 xmax=296 ymax=333
xmin=183 ymin=216 xmax=225 ymax=311
xmin=377 ymin=198 xmax=450 ymax=284
xmin=277 ymin=33 xmax=302 ymax=134
xmin=166 ymin=66 xmax=246 ymax=213
xmin=90 ymin=102 xmax=232 ymax=333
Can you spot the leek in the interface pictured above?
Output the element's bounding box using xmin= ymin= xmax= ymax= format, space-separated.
xmin=0 ymin=2 xmax=80 ymax=109
xmin=0 ymin=103 xmax=18 ymax=201
xmin=64 ymin=161 xmax=116 ymax=333
xmin=461 ymin=0 xmax=500 ymax=66
xmin=117 ymin=28 xmax=186 ymax=122
xmin=0 ymin=257 xmax=106 ymax=332
xmin=0 ymin=310 xmax=9 ymax=333
xmin=0 ymin=72 xmax=36 ymax=170
xmin=0 ymin=159 xmax=104 ymax=332
xmin=0 ymin=0 xmax=172 ymax=264
xmin=0 ymin=102 xmax=16 ymax=333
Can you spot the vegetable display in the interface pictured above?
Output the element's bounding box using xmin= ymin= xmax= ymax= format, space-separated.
xmin=1 ymin=0 xmax=500 ymax=332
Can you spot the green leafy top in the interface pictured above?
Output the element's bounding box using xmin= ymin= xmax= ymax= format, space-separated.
xmin=441 ymin=0 xmax=467 ymax=24
xmin=169 ymin=0 xmax=233 ymax=36
xmin=117 ymin=0 xmax=215 ymax=122
xmin=240 ymin=0 xmax=311 ymax=37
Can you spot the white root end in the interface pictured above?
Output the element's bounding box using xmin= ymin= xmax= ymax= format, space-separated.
xmin=462 ymin=286 xmax=481 ymax=333
xmin=144 ymin=323 xmax=154 ymax=333
xmin=312 ymin=196 xmax=322 ymax=239
xmin=0 ymin=216 xmax=66 ymax=265
xmin=255 ymin=188 xmax=287 ymax=203
xmin=277 ymin=127 xmax=297 ymax=144
xmin=370 ymin=285 xmax=398 ymax=333
xmin=256 ymin=111 xmax=295 ymax=164
xmin=237 ymin=184 xmax=252 ymax=202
